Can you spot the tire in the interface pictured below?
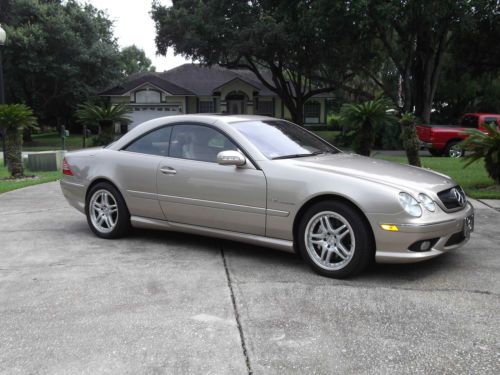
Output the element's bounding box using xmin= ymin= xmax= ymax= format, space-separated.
xmin=444 ymin=141 xmax=465 ymax=158
xmin=428 ymin=148 xmax=443 ymax=157
xmin=85 ymin=182 xmax=130 ymax=239
xmin=297 ymin=200 xmax=373 ymax=278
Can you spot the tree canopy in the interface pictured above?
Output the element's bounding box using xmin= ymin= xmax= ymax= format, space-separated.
xmin=152 ymin=0 xmax=500 ymax=124
xmin=152 ymin=0 xmax=376 ymax=125
xmin=0 ymin=0 xmax=124 ymax=129
xmin=119 ymin=45 xmax=155 ymax=76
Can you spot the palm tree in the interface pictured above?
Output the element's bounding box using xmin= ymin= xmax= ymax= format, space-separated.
xmin=75 ymin=102 xmax=131 ymax=146
xmin=461 ymin=122 xmax=500 ymax=184
xmin=340 ymin=98 xmax=397 ymax=156
xmin=400 ymin=113 xmax=421 ymax=167
xmin=0 ymin=104 xmax=37 ymax=178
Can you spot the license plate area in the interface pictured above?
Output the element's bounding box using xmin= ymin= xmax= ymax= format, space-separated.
xmin=463 ymin=214 xmax=474 ymax=238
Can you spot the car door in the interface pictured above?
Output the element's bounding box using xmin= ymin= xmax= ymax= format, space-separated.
xmin=114 ymin=125 xmax=172 ymax=220
xmin=157 ymin=123 xmax=267 ymax=236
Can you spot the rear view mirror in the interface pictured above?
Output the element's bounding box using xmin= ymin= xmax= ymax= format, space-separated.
xmin=217 ymin=150 xmax=246 ymax=166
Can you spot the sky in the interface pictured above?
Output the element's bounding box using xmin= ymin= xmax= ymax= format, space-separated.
xmin=84 ymin=0 xmax=192 ymax=71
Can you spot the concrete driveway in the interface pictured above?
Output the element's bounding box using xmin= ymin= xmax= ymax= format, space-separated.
xmin=0 ymin=182 xmax=499 ymax=374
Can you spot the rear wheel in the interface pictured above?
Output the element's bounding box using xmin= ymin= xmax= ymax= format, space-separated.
xmin=85 ymin=182 xmax=130 ymax=239
xmin=444 ymin=141 xmax=465 ymax=158
xmin=297 ymin=201 xmax=373 ymax=278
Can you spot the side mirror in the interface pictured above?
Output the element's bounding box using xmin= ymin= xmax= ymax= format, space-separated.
xmin=217 ymin=150 xmax=246 ymax=166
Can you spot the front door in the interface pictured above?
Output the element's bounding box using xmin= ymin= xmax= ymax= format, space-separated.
xmin=227 ymin=100 xmax=245 ymax=114
xmin=156 ymin=124 xmax=266 ymax=236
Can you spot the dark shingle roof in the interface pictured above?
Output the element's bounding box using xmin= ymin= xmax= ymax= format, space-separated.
xmin=99 ymin=74 xmax=196 ymax=96
xmin=158 ymin=64 xmax=274 ymax=96
xmin=100 ymin=64 xmax=332 ymax=98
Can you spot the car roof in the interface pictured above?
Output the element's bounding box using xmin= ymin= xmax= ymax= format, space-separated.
xmin=108 ymin=114 xmax=278 ymax=151
xmin=180 ymin=113 xmax=276 ymax=122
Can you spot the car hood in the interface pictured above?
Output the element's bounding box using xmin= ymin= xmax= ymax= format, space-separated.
xmin=286 ymin=153 xmax=455 ymax=193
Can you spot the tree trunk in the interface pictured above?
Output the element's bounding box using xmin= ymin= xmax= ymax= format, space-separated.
xmin=485 ymin=151 xmax=500 ymax=184
xmin=5 ymin=127 xmax=24 ymax=178
xmin=354 ymin=121 xmax=375 ymax=156
xmin=400 ymin=117 xmax=421 ymax=167
xmin=290 ymin=101 xmax=304 ymax=126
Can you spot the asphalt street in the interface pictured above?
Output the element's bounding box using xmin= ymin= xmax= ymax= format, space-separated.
xmin=0 ymin=182 xmax=499 ymax=374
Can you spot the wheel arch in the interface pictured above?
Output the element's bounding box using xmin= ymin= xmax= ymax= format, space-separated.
xmin=292 ymin=194 xmax=376 ymax=254
xmin=445 ymin=138 xmax=464 ymax=146
xmin=85 ymin=177 xmax=124 ymax=204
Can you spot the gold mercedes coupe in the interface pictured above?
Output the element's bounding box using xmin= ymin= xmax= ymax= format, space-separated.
xmin=60 ymin=115 xmax=474 ymax=278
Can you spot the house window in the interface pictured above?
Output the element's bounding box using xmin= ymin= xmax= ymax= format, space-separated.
xmin=135 ymin=89 xmax=161 ymax=104
xmin=257 ymin=100 xmax=274 ymax=116
xmin=304 ymin=101 xmax=321 ymax=124
xmin=199 ymin=100 xmax=215 ymax=113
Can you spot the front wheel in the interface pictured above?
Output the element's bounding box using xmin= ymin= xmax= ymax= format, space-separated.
xmin=297 ymin=201 xmax=373 ymax=278
xmin=85 ymin=182 xmax=130 ymax=239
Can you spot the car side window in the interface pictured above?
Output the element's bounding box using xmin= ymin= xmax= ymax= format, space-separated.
xmin=461 ymin=115 xmax=479 ymax=128
xmin=169 ymin=124 xmax=238 ymax=163
xmin=124 ymin=126 xmax=172 ymax=156
xmin=484 ymin=117 xmax=499 ymax=127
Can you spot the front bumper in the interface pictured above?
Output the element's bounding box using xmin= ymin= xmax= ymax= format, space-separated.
xmin=369 ymin=202 xmax=474 ymax=264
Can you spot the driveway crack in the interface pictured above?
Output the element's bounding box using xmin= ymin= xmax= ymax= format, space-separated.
xmin=220 ymin=243 xmax=253 ymax=375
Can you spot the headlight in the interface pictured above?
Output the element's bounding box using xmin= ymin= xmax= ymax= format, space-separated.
xmin=398 ymin=192 xmax=422 ymax=217
xmin=419 ymin=193 xmax=436 ymax=212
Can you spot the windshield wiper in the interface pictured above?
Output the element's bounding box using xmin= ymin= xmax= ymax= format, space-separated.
xmin=272 ymin=151 xmax=324 ymax=160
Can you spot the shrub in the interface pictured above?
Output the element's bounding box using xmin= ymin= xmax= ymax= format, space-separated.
xmin=75 ymin=102 xmax=131 ymax=146
xmin=340 ymin=98 xmax=398 ymax=156
xmin=461 ymin=122 xmax=500 ymax=184
xmin=0 ymin=104 xmax=38 ymax=178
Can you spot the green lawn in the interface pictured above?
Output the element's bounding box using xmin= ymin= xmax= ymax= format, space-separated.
xmin=377 ymin=155 xmax=500 ymax=199
xmin=0 ymin=164 xmax=61 ymax=194
xmin=313 ymin=130 xmax=340 ymax=144
xmin=23 ymin=132 xmax=90 ymax=151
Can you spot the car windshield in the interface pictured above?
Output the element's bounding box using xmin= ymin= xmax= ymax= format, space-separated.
xmin=229 ymin=120 xmax=339 ymax=159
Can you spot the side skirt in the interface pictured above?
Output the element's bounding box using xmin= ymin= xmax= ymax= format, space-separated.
xmin=130 ymin=215 xmax=295 ymax=253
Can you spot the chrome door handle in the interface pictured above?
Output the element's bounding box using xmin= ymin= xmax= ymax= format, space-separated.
xmin=160 ymin=166 xmax=177 ymax=175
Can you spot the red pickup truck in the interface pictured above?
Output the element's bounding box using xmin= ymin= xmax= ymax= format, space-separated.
xmin=416 ymin=113 xmax=500 ymax=157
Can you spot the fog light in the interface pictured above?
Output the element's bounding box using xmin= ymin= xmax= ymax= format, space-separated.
xmin=408 ymin=238 xmax=439 ymax=252
xmin=381 ymin=224 xmax=399 ymax=231
xmin=420 ymin=241 xmax=431 ymax=251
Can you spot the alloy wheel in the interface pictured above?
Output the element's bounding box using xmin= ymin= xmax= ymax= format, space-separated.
xmin=89 ymin=189 xmax=119 ymax=234
xmin=304 ymin=211 xmax=356 ymax=271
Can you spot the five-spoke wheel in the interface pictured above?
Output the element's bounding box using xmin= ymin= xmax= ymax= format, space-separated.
xmin=85 ymin=182 xmax=129 ymax=239
xmin=305 ymin=212 xmax=355 ymax=271
xmin=297 ymin=201 xmax=373 ymax=278
xmin=445 ymin=141 xmax=465 ymax=158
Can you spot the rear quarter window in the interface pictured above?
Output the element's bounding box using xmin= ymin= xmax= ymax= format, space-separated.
xmin=124 ymin=126 xmax=172 ymax=156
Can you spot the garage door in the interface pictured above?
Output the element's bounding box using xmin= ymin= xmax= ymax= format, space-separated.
xmin=128 ymin=106 xmax=180 ymax=130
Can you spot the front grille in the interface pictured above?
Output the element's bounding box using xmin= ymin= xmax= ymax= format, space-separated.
xmin=445 ymin=231 xmax=466 ymax=247
xmin=437 ymin=186 xmax=467 ymax=210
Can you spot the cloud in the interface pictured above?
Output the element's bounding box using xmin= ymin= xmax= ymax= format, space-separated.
xmin=83 ymin=0 xmax=192 ymax=71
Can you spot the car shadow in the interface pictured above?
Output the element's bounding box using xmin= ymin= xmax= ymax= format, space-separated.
xmin=122 ymin=228 xmax=459 ymax=283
